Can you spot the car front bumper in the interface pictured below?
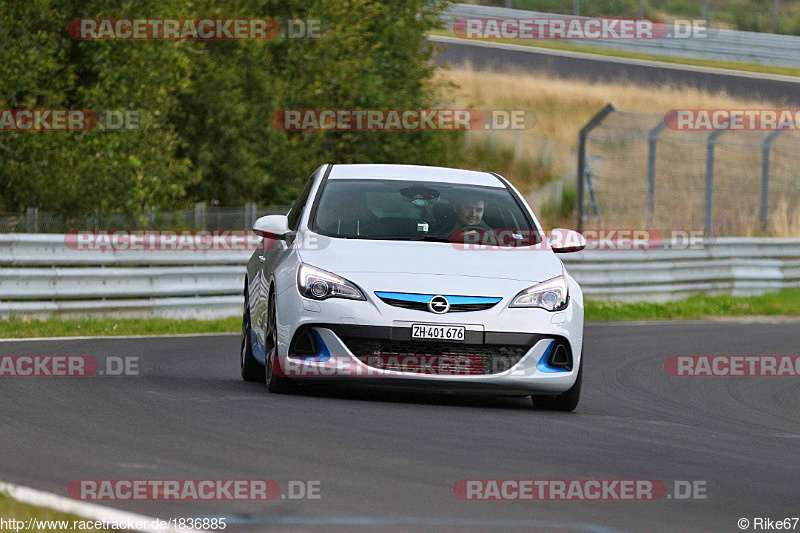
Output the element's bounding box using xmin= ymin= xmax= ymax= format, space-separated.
xmin=273 ymin=273 xmax=584 ymax=395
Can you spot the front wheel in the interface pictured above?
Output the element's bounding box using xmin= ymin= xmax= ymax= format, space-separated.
xmin=532 ymin=354 xmax=582 ymax=412
xmin=265 ymin=291 xmax=294 ymax=393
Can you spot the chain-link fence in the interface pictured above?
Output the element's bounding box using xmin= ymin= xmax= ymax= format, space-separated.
xmin=578 ymin=106 xmax=800 ymax=236
xmin=577 ymin=105 xmax=800 ymax=236
xmin=0 ymin=204 xmax=290 ymax=233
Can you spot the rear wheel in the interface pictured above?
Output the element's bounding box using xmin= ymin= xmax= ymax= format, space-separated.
xmin=532 ymin=354 xmax=582 ymax=412
xmin=241 ymin=285 xmax=265 ymax=382
xmin=265 ymin=291 xmax=293 ymax=393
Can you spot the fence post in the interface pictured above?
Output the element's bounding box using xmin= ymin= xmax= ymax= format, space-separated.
xmin=646 ymin=120 xmax=667 ymax=226
xmin=513 ymin=129 xmax=524 ymax=161
xmin=773 ymin=0 xmax=781 ymax=33
xmin=577 ymin=104 xmax=614 ymax=232
xmin=761 ymin=129 xmax=786 ymax=233
xmin=245 ymin=203 xmax=258 ymax=229
xmin=25 ymin=207 xmax=39 ymax=233
xmin=704 ymin=130 xmax=725 ymax=236
xmin=573 ymin=0 xmax=580 ymax=16
xmin=194 ymin=202 xmax=207 ymax=228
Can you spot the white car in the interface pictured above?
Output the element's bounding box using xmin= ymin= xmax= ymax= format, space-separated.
xmin=241 ymin=164 xmax=586 ymax=410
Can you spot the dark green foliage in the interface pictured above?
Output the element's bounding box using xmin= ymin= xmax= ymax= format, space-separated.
xmin=0 ymin=0 xmax=462 ymax=215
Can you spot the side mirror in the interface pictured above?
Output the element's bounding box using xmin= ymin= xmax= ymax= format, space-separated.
xmin=549 ymin=228 xmax=586 ymax=253
xmin=253 ymin=215 xmax=293 ymax=240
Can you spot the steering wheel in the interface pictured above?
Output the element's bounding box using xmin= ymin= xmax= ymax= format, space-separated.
xmin=450 ymin=226 xmax=488 ymax=244
xmin=458 ymin=225 xmax=485 ymax=232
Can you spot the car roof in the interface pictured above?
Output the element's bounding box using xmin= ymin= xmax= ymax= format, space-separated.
xmin=326 ymin=164 xmax=504 ymax=188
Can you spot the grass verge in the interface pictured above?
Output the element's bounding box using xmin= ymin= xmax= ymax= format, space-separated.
xmin=0 ymin=494 xmax=111 ymax=531
xmin=0 ymin=317 xmax=241 ymax=339
xmin=585 ymin=288 xmax=800 ymax=321
xmin=1 ymin=289 xmax=798 ymax=339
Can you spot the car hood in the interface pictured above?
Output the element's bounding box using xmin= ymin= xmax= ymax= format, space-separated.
xmin=297 ymin=232 xmax=563 ymax=283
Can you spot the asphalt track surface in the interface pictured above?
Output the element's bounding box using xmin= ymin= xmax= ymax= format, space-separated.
xmin=431 ymin=36 xmax=800 ymax=105
xmin=1 ymin=321 xmax=799 ymax=532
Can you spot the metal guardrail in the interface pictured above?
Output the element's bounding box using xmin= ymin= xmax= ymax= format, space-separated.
xmin=0 ymin=234 xmax=252 ymax=266
xmin=0 ymin=234 xmax=250 ymax=320
xmin=2 ymin=234 xmax=799 ymax=318
xmin=442 ymin=4 xmax=800 ymax=68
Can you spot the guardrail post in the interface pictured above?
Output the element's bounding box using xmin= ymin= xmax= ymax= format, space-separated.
xmin=573 ymin=0 xmax=580 ymax=16
xmin=704 ymin=130 xmax=726 ymax=236
xmin=25 ymin=207 xmax=39 ymax=233
xmin=761 ymin=129 xmax=786 ymax=233
xmin=646 ymin=119 xmax=667 ymax=227
xmin=577 ymin=104 xmax=614 ymax=232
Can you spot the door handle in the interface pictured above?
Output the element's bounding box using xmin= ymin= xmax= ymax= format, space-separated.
xmin=258 ymin=255 xmax=266 ymax=262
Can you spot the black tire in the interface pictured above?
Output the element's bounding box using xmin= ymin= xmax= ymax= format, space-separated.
xmin=532 ymin=354 xmax=582 ymax=412
xmin=265 ymin=290 xmax=294 ymax=393
xmin=241 ymin=284 xmax=266 ymax=382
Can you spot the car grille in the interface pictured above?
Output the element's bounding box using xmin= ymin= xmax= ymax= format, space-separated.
xmin=344 ymin=338 xmax=528 ymax=375
xmin=375 ymin=293 xmax=501 ymax=313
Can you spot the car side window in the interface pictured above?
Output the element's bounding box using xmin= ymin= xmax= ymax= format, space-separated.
xmin=287 ymin=175 xmax=316 ymax=230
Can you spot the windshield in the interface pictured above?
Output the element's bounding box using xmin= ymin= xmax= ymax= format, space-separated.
xmin=311 ymin=179 xmax=540 ymax=245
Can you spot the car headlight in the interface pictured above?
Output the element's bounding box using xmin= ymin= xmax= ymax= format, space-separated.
xmin=509 ymin=275 xmax=569 ymax=311
xmin=297 ymin=263 xmax=366 ymax=301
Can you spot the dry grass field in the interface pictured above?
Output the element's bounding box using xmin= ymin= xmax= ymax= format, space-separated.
xmin=443 ymin=67 xmax=799 ymax=235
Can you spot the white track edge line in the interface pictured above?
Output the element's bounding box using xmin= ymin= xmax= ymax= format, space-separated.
xmin=0 ymin=332 xmax=239 ymax=343
xmin=0 ymin=481 xmax=199 ymax=533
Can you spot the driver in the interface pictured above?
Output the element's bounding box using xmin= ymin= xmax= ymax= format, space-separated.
xmin=451 ymin=197 xmax=490 ymax=232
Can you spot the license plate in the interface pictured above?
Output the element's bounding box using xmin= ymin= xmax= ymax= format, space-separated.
xmin=411 ymin=324 xmax=465 ymax=341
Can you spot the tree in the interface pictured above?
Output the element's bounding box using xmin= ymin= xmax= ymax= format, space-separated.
xmin=1 ymin=0 xmax=462 ymax=214
xmin=0 ymin=0 xmax=199 ymax=216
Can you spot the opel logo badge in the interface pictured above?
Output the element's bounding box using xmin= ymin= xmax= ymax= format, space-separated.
xmin=428 ymin=295 xmax=450 ymax=314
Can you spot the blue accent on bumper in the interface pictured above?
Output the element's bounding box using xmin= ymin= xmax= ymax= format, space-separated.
xmin=291 ymin=329 xmax=331 ymax=362
xmin=537 ymin=340 xmax=569 ymax=373
xmin=251 ymin=330 xmax=266 ymax=364
xmin=375 ymin=292 xmax=502 ymax=305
